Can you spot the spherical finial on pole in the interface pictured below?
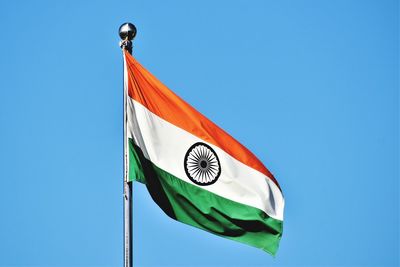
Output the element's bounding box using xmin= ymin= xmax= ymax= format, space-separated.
xmin=119 ymin=23 xmax=137 ymax=41
xmin=119 ymin=23 xmax=136 ymax=54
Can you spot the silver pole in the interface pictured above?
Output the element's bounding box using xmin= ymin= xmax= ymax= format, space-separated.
xmin=123 ymin=182 xmax=132 ymax=267
xmin=119 ymin=22 xmax=137 ymax=267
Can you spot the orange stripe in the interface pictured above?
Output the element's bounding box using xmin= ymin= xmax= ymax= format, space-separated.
xmin=124 ymin=51 xmax=280 ymax=189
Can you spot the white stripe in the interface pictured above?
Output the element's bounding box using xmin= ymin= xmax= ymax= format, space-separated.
xmin=127 ymin=98 xmax=284 ymax=221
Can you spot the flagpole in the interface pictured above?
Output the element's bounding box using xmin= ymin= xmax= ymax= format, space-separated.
xmin=119 ymin=22 xmax=137 ymax=267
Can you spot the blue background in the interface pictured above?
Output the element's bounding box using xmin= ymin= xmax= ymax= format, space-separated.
xmin=0 ymin=0 xmax=398 ymax=266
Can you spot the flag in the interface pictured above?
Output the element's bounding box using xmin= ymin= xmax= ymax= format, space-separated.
xmin=123 ymin=50 xmax=284 ymax=255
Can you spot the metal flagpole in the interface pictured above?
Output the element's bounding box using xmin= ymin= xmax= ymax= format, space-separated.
xmin=119 ymin=22 xmax=137 ymax=267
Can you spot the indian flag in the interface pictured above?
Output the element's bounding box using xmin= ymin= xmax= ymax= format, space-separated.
xmin=123 ymin=50 xmax=284 ymax=255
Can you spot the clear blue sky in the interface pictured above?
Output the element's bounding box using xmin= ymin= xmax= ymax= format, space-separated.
xmin=0 ymin=0 xmax=398 ymax=266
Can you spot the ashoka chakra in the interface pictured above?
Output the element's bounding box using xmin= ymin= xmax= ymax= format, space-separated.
xmin=184 ymin=142 xmax=221 ymax=186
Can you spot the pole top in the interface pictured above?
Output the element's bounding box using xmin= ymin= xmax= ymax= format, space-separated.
xmin=119 ymin=23 xmax=137 ymax=41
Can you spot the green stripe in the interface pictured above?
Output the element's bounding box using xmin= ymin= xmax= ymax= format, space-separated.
xmin=129 ymin=139 xmax=283 ymax=255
